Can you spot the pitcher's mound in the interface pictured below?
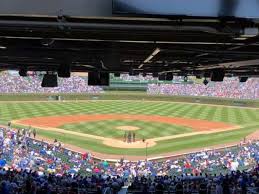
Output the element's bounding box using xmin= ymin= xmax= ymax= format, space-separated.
xmin=116 ymin=126 xmax=140 ymax=131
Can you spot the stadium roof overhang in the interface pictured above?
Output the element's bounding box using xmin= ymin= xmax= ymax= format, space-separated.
xmin=0 ymin=0 xmax=259 ymax=77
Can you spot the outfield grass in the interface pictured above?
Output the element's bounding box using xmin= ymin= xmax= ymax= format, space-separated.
xmin=0 ymin=101 xmax=257 ymax=124
xmin=0 ymin=100 xmax=258 ymax=156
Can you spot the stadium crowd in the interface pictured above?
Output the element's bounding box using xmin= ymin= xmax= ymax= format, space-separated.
xmin=0 ymin=73 xmax=103 ymax=94
xmin=0 ymin=73 xmax=258 ymax=100
xmin=0 ymin=126 xmax=259 ymax=194
xmin=147 ymin=78 xmax=259 ymax=99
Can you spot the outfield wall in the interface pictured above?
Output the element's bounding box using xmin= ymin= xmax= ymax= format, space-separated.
xmin=0 ymin=92 xmax=258 ymax=107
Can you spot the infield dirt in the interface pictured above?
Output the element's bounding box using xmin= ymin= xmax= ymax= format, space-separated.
xmin=9 ymin=113 xmax=250 ymax=160
xmin=12 ymin=114 xmax=239 ymax=149
xmin=14 ymin=114 xmax=236 ymax=131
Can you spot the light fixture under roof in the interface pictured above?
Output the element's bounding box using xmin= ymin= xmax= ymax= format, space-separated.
xmin=241 ymin=27 xmax=259 ymax=38
xmin=139 ymin=48 xmax=161 ymax=68
xmin=233 ymin=37 xmax=248 ymax=40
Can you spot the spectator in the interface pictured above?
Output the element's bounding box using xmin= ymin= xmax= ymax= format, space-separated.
xmin=33 ymin=129 xmax=36 ymax=138
xmin=0 ymin=125 xmax=259 ymax=193
xmin=147 ymin=77 xmax=259 ymax=99
xmin=0 ymin=73 xmax=103 ymax=94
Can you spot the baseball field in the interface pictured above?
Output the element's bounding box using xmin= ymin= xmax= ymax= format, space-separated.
xmin=0 ymin=93 xmax=258 ymax=160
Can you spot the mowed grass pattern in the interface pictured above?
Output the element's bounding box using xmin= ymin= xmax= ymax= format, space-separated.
xmin=0 ymin=100 xmax=258 ymax=156
xmin=37 ymin=124 xmax=259 ymax=156
xmin=0 ymin=101 xmax=258 ymax=125
xmin=61 ymin=120 xmax=193 ymax=139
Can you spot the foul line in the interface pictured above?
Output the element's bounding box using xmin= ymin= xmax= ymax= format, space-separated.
xmin=12 ymin=120 xmax=241 ymax=144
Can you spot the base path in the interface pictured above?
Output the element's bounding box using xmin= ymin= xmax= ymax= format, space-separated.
xmin=246 ymin=130 xmax=259 ymax=141
xmin=1 ymin=123 xmax=249 ymax=161
xmin=150 ymin=126 xmax=239 ymax=142
xmin=12 ymin=114 xmax=241 ymax=160
xmin=14 ymin=114 xmax=236 ymax=131
xmin=11 ymin=124 xmax=157 ymax=149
